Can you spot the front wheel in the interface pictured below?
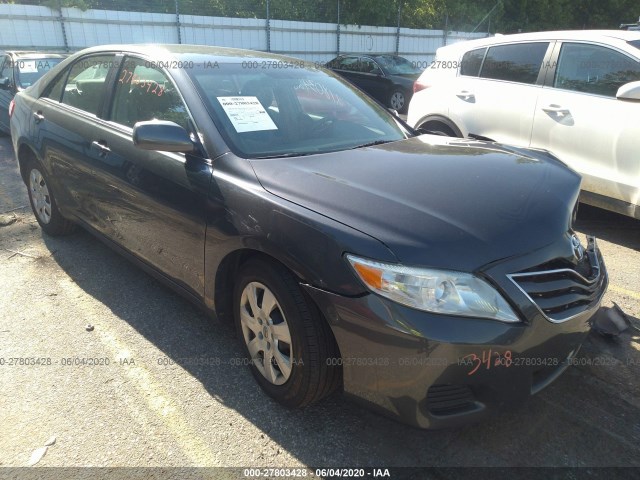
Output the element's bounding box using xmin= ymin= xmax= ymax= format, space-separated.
xmin=233 ymin=258 xmax=341 ymax=408
xmin=26 ymin=160 xmax=75 ymax=236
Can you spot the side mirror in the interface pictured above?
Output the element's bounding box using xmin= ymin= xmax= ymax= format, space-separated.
xmin=616 ymin=81 xmax=640 ymax=101
xmin=132 ymin=120 xmax=194 ymax=152
xmin=0 ymin=77 xmax=10 ymax=90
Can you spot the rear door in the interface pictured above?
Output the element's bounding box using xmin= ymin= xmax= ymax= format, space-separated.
xmin=332 ymin=55 xmax=362 ymax=86
xmin=87 ymin=55 xmax=211 ymax=295
xmin=0 ymin=54 xmax=13 ymax=131
xmin=448 ymin=41 xmax=552 ymax=145
xmin=530 ymin=41 xmax=640 ymax=209
xmin=31 ymin=54 xmax=116 ymax=222
xmin=354 ymin=57 xmax=387 ymax=103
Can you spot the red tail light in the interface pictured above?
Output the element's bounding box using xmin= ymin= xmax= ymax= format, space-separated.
xmin=8 ymin=99 xmax=15 ymax=119
xmin=413 ymin=80 xmax=429 ymax=94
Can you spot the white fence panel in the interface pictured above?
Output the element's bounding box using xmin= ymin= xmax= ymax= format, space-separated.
xmin=180 ymin=15 xmax=265 ymax=51
xmin=62 ymin=8 xmax=178 ymax=47
xmin=0 ymin=3 xmax=488 ymax=65
xmin=0 ymin=4 xmax=64 ymax=49
xmin=270 ymin=19 xmax=336 ymax=62
xmin=340 ymin=25 xmax=397 ymax=55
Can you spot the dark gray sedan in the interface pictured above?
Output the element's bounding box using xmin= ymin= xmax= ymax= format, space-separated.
xmin=326 ymin=54 xmax=422 ymax=112
xmin=10 ymin=45 xmax=607 ymax=428
xmin=0 ymin=51 xmax=66 ymax=133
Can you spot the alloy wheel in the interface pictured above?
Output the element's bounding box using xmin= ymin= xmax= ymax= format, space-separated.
xmin=239 ymin=281 xmax=293 ymax=385
xmin=29 ymin=168 xmax=52 ymax=224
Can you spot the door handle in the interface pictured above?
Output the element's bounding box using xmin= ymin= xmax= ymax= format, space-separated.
xmin=456 ymin=90 xmax=475 ymax=100
xmin=91 ymin=140 xmax=111 ymax=157
xmin=33 ymin=111 xmax=44 ymax=124
xmin=542 ymin=104 xmax=570 ymax=116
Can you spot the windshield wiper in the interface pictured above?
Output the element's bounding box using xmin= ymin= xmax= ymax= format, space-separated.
xmin=349 ymin=140 xmax=393 ymax=150
xmin=253 ymin=152 xmax=317 ymax=159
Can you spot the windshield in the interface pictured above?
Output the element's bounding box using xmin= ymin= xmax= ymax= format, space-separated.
xmin=375 ymin=56 xmax=421 ymax=75
xmin=187 ymin=60 xmax=409 ymax=158
xmin=15 ymin=58 xmax=64 ymax=88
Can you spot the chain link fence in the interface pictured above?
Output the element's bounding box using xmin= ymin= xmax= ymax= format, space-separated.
xmin=0 ymin=0 xmax=489 ymax=64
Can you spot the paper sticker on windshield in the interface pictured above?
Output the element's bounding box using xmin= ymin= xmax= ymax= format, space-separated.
xmin=18 ymin=60 xmax=39 ymax=73
xmin=217 ymin=96 xmax=277 ymax=133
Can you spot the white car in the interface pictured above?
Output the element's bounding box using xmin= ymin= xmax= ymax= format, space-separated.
xmin=408 ymin=30 xmax=640 ymax=219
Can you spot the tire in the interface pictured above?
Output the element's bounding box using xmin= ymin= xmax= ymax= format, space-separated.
xmin=388 ymin=89 xmax=407 ymax=113
xmin=233 ymin=257 xmax=341 ymax=408
xmin=25 ymin=158 xmax=75 ymax=236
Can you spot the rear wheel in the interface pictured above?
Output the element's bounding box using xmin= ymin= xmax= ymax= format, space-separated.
xmin=388 ymin=89 xmax=406 ymax=112
xmin=25 ymin=159 xmax=75 ymax=236
xmin=233 ymin=258 xmax=341 ymax=408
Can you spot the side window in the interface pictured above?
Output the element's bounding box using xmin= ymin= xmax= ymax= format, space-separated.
xmin=0 ymin=55 xmax=12 ymax=82
xmin=554 ymin=43 xmax=640 ymax=97
xmin=480 ymin=42 xmax=548 ymax=84
xmin=360 ymin=58 xmax=382 ymax=75
xmin=110 ymin=57 xmax=190 ymax=130
xmin=61 ymin=55 xmax=114 ymax=115
xmin=339 ymin=56 xmax=360 ymax=72
xmin=460 ymin=48 xmax=486 ymax=77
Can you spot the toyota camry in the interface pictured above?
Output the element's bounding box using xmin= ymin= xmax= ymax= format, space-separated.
xmin=10 ymin=45 xmax=607 ymax=428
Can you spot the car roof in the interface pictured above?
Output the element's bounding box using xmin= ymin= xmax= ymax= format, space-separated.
xmin=2 ymin=51 xmax=68 ymax=59
xmin=71 ymin=44 xmax=304 ymax=63
xmin=441 ymin=29 xmax=640 ymax=51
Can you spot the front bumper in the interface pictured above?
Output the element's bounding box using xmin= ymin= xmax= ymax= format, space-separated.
xmin=304 ymin=238 xmax=607 ymax=429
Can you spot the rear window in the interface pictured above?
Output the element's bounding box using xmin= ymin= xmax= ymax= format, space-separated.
xmin=480 ymin=42 xmax=548 ymax=84
xmin=460 ymin=48 xmax=486 ymax=76
xmin=15 ymin=57 xmax=64 ymax=88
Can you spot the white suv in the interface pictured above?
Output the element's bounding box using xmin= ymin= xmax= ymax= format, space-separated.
xmin=407 ymin=30 xmax=640 ymax=219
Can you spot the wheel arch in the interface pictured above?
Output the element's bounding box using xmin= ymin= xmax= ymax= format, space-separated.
xmin=16 ymin=141 xmax=41 ymax=183
xmin=212 ymin=246 xmax=344 ymax=360
xmin=213 ymin=247 xmax=321 ymax=323
xmin=415 ymin=114 xmax=464 ymax=138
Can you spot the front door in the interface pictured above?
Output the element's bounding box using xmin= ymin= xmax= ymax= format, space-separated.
xmin=530 ymin=42 xmax=640 ymax=208
xmin=87 ymin=56 xmax=212 ymax=296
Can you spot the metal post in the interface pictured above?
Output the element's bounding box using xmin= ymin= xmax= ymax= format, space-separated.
xmin=443 ymin=13 xmax=448 ymax=46
xmin=395 ymin=2 xmax=401 ymax=54
xmin=57 ymin=0 xmax=69 ymax=52
xmin=336 ymin=0 xmax=341 ymax=55
xmin=266 ymin=0 xmax=271 ymax=52
xmin=175 ymin=0 xmax=182 ymax=44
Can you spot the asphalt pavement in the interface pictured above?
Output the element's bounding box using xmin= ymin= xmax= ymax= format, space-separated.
xmin=0 ymin=134 xmax=639 ymax=474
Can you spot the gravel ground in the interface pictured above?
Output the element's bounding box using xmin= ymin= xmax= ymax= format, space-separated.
xmin=0 ymin=133 xmax=639 ymax=473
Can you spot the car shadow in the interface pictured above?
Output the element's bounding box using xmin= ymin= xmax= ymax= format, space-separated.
xmin=575 ymin=204 xmax=640 ymax=251
xmin=40 ymin=228 xmax=640 ymax=468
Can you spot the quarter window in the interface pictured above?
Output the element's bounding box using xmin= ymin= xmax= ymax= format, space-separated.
xmin=554 ymin=43 xmax=640 ymax=97
xmin=43 ymin=68 xmax=69 ymax=102
xmin=61 ymin=55 xmax=114 ymax=115
xmin=480 ymin=42 xmax=548 ymax=84
xmin=0 ymin=56 xmax=12 ymax=83
xmin=460 ymin=48 xmax=486 ymax=77
xmin=110 ymin=57 xmax=190 ymax=130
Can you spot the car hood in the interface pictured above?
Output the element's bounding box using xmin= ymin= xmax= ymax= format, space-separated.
xmin=249 ymin=136 xmax=581 ymax=272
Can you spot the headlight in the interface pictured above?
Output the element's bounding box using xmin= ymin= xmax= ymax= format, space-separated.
xmin=346 ymin=255 xmax=519 ymax=323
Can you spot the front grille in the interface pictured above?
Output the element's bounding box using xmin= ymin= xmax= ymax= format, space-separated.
xmin=426 ymin=384 xmax=475 ymax=415
xmin=508 ymin=237 xmax=607 ymax=323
